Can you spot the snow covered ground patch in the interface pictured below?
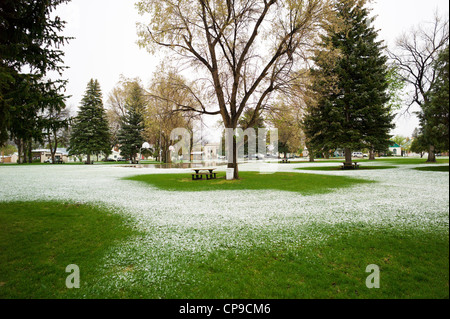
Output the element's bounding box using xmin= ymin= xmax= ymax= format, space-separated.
xmin=0 ymin=162 xmax=448 ymax=293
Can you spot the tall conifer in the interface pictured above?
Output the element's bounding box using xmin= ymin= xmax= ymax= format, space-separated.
xmin=68 ymin=79 xmax=111 ymax=163
xmin=303 ymin=0 xmax=394 ymax=166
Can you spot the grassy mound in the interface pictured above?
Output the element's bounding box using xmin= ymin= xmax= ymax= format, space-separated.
xmin=124 ymin=171 xmax=372 ymax=195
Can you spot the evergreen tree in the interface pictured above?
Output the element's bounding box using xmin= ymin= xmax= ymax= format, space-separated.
xmin=68 ymin=79 xmax=111 ymax=163
xmin=0 ymin=0 xmax=71 ymax=149
xmin=117 ymin=82 xmax=145 ymax=163
xmin=303 ymin=0 xmax=394 ymax=167
xmin=417 ymin=46 xmax=449 ymax=156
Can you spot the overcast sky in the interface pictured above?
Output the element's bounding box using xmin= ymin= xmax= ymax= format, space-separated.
xmin=53 ymin=0 xmax=449 ymax=141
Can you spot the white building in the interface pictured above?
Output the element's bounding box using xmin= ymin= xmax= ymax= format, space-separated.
xmin=203 ymin=143 xmax=220 ymax=160
xmin=389 ymin=142 xmax=402 ymax=156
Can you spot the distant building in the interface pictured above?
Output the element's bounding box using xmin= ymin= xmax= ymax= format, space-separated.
xmin=389 ymin=142 xmax=402 ymax=156
xmin=204 ymin=143 xmax=220 ymax=160
xmin=32 ymin=148 xmax=70 ymax=163
xmin=0 ymin=153 xmax=18 ymax=164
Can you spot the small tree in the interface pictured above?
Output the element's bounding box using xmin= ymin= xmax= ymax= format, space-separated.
xmin=41 ymin=107 xmax=71 ymax=164
xmin=117 ymin=82 xmax=146 ymax=163
xmin=410 ymin=136 xmax=428 ymax=158
xmin=417 ymin=46 xmax=449 ymax=158
xmin=268 ymin=101 xmax=303 ymax=159
xmin=145 ymin=66 xmax=197 ymax=163
xmin=68 ymin=79 xmax=111 ymax=163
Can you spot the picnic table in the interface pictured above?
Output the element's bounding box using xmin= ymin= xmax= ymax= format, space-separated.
xmin=341 ymin=162 xmax=359 ymax=170
xmin=191 ymin=167 xmax=217 ymax=180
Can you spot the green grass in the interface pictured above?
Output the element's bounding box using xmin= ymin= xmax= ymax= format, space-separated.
xmin=0 ymin=201 xmax=140 ymax=299
xmin=413 ymin=165 xmax=449 ymax=172
xmin=0 ymin=202 xmax=448 ymax=299
xmin=123 ymin=171 xmax=373 ymax=195
xmin=277 ymin=157 xmax=449 ymax=165
xmin=297 ymin=165 xmax=397 ymax=171
xmin=163 ymin=226 xmax=448 ymax=299
xmin=369 ymin=158 xmax=449 ymax=165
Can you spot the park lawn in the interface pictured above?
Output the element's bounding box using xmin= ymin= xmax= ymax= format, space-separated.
xmin=0 ymin=202 xmax=447 ymax=299
xmin=367 ymin=158 xmax=449 ymax=165
xmin=277 ymin=158 xmax=449 ymax=165
xmin=168 ymin=226 xmax=449 ymax=299
xmin=123 ymin=171 xmax=373 ymax=195
xmin=0 ymin=201 xmax=141 ymax=299
xmin=413 ymin=165 xmax=449 ymax=172
xmin=297 ymin=165 xmax=397 ymax=171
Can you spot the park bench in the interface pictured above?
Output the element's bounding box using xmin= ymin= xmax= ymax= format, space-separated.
xmin=191 ymin=167 xmax=217 ymax=180
xmin=280 ymin=158 xmax=290 ymax=164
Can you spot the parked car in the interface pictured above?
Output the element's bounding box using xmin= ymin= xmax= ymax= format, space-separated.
xmin=352 ymin=152 xmax=364 ymax=158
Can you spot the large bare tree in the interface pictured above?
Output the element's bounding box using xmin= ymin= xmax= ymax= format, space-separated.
xmin=137 ymin=0 xmax=327 ymax=178
xmin=388 ymin=13 xmax=449 ymax=162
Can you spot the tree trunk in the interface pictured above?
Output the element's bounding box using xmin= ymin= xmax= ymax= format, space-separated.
xmin=166 ymin=148 xmax=172 ymax=164
xmin=427 ymin=145 xmax=436 ymax=163
xmin=87 ymin=154 xmax=91 ymax=164
xmin=16 ymin=139 xmax=23 ymax=164
xmin=224 ymin=126 xmax=239 ymax=179
xmin=22 ymin=141 xmax=28 ymax=163
xmin=227 ymin=134 xmax=239 ymax=179
xmin=369 ymin=149 xmax=375 ymax=160
xmin=27 ymin=140 xmax=32 ymax=163
xmin=306 ymin=145 xmax=314 ymax=162
xmin=344 ymin=148 xmax=352 ymax=165
xmin=49 ymin=131 xmax=56 ymax=164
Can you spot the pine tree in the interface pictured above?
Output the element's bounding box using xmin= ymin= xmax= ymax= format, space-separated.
xmin=68 ymin=79 xmax=111 ymax=163
xmin=303 ymin=0 xmax=394 ymax=167
xmin=0 ymin=0 xmax=71 ymax=148
xmin=117 ymin=82 xmax=145 ymax=163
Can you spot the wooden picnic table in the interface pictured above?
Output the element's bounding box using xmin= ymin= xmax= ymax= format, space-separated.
xmin=191 ymin=167 xmax=217 ymax=180
xmin=341 ymin=162 xmax=359 ymax=170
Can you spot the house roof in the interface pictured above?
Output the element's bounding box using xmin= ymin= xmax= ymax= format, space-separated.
xmin=389 ymin=142 xmax=401 ymax=148
xmin=32 ymin=148 xmax=69 ymax=155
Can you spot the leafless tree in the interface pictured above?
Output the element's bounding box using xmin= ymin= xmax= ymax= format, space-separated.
xmin=388 ymin=13 xmax=449 ymax=162
xmin=137 ymin=0 xmax=327 ymax=178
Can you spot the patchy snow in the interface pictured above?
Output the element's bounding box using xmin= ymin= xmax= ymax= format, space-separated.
xmin=0 ymin=161 xmax=448 ymax=292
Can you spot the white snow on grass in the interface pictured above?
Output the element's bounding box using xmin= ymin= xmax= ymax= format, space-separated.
xmin=0 ymin=161 xmax=448 ymax=293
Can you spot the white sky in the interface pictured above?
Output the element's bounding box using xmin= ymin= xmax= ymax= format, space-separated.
xmin=53 ymin=0 xmax=449 ymax=141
